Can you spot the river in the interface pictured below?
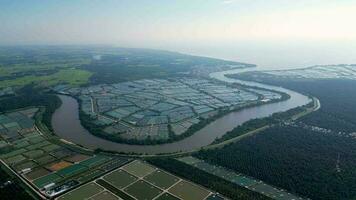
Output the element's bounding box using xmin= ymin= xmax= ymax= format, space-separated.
xmin=51 ymin=67 xmax=310 ymax=154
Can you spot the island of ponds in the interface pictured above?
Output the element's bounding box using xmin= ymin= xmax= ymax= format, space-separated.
xmin=53 ymin=78 xmax=282 ymax=144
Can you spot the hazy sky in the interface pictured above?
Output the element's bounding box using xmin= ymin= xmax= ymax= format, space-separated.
xmin=1 ymin=0 xmax=356 ymax=68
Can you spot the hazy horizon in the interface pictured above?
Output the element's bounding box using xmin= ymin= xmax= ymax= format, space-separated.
xmin=1 ymin=0 xmax=356 ymax=69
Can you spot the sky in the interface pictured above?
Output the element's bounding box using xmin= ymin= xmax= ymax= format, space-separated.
xmin=1 ymin=0 xmax=356 ymax=68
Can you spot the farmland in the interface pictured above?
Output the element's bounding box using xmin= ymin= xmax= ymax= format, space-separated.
xmin=0 ymin=108 xmax=131 ymax=198
xmin=0 ymin=47 xmax=93 ymax=90
xmin=0 ymin=68 xmax=92 ymax=89
xmin=0 ymin=108 xmax=227 ymax=200
xmin=58 ymin=160 xmax=224 ymax=200
xmin=54 ymin=77 xmax=282 ymax=144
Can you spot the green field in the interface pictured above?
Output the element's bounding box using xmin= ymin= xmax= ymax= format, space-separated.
xmin=56 ymin=164 xmax=88 ymax=177
xmin=27 ymin=135 xmax=45 ymax=144
xmin=33 ymin=173 xmax=62 ymax=188
xmin=77 ymin=169 xmax=104 ymax=183
xmin=34 ymin=155 xmax=56 ymax=165
xmin=0 ymin=68 xmax=92 ymax=89
xmin=1 ymin=148 xmax=27 ymax=158
xmin=58 ymin=182 xmax=104 ymax=200
xmin=144 ymin=170 xmax=179 ymax=189
xmin=42 ymin=144 xmax=61 ymax=152
xmin=26 ymin=141 xmax=51 ymax=150
xmin=103 ymin=169 xmax=137 ymax=189
xmin=23 ymin=149 xmax=44 ymax=158
xmin=168 ymin=180 xmax=210 ymax=200
xmin=56 ymin=159 xmax=223 ymax=200
xmin=5 ymin=154 xmax=26 ymax=164
xmin=124 ymin=180 xmax=162 ymax=200
xmin=0 ymin=48 xmax=92 ymax=89
xmin=90 ymin=191 xmax=120 ymax=200
xmin=79 ymin=155 xmax=110 ymax=168
xmin=122 ymin=160 xmax=156 ymax=178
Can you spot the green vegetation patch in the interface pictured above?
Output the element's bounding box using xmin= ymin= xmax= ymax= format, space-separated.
xmin=5 ymin=154 xmax=26 ymax=164
xmin=122 ymin=160 xmax=156 ymax=178
xmin=103 ymin=169 xmax=137 ymax=189
xmin=144 ymin=170 xmax=180 ymax=189
xmin=51 ymin=149 xmax=73 ymax=159
xmin=168 ymin=180 xmax=210 ymax=200
xmin=42 ymin=144 xmax=61 ymax=152
xmin=123 ymin=180 xmax=162 ymax=200
xmin=77 ymin=169 xmax=104 ymax=183
xmin=34 ymin=155 xmax=56 ymax=165
xmin=0 ymin=68 xmax=92 ymax=89
xmin=58 ymin=182 xmax=104 ymax=200
xmin=23 ymin=131 xmax=40 ymax=138
xmin=33 ymin=173 xmax=62 ymax=188
xmin=79 ymin=155 xmax=110 ymax=168
xmin=23 ymin=149 xmax=44 ymax=158
xmin=56 ymin=164 xmax=88 ymax=177
xmin=13 ymin=140 xmax=30 ymax=149
xmin=3 ymin=122 xmax=19 ymax=128
xmin=1 ymin=148 xmax=26 ymax=158
xmin=26 ymin=141 xmax=51 ymax=150
xmin=17 ymin=119 xmax=34 ymax=129
xmin=27 ymin=135 xmax=45 ymax=144
xmin=64 ymin=154 xmax=90 ymax=163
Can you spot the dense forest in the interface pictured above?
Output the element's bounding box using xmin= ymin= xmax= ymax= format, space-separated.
xmin=148 ymin=158 xmax=271 ymax=200
xmin=213 ymin=103 xmax=311 ymax=144
xmin=197 ymin=78 xmax=356 ymax=200
xmin=277 ymin=79 xmax=356 ymax=133
xmin=197 ymin=125 xmax=356 ymax=200
xmin=232 ymin=76 xmax=356 ymax=133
